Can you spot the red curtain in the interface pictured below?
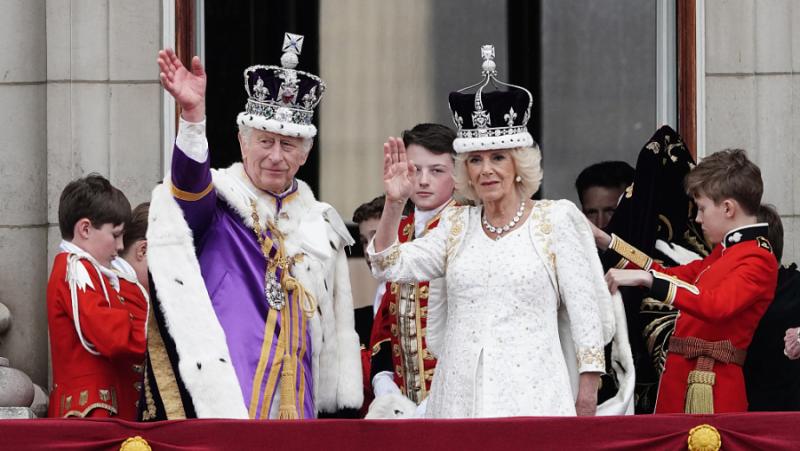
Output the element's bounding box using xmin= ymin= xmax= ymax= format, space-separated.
xmin=3 ymin=413 xmax=799 ymax=450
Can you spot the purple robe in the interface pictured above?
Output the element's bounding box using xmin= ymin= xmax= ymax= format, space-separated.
xmin=171 ymin=146 xmax=314 ymax=418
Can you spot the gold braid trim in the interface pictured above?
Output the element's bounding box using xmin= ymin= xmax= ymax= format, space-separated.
xmin=609 ymin=234 xmax=653 ymax=270
xmin=170 ymin=181 xmax=213 ymax=202
xmin=250 ymin=199 xmax=316 ymax=419
xmin=371 ymin=338 xmax=390 ymax=357
xmin=145 ymin=306 xmax=186 ymax=419
xmin=62 ymin=402 xmax=118 ymax=418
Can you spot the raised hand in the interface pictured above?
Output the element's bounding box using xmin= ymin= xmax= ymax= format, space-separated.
xmin=383 ymin=137 xmax=416 ymax=204
xmin=157 ymin=48 xmax=206 ymax=122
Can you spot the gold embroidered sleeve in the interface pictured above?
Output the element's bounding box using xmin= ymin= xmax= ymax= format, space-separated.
xmin=373 ymin=244 xmax=401 ymax=272
xmin=609 ymin=233 xmax=653 ymax=270
xmin=576 ymin=346 xmax=606 ymax=373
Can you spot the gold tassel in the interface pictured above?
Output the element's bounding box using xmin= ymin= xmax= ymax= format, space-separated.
xmin=685 ymin=370 xmax=715 ymax=414
xmin=277 ymin=352 xmax=298 ymax=420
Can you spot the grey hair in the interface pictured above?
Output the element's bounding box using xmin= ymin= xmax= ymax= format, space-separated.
xmin=453 ymin=145 xmax=543 ymax=203
xmin=237 ymin=124 xmax=314 ymax=153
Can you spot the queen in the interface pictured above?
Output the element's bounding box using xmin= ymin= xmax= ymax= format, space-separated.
xmin=367 ymin=45 xmax=632 ymax=418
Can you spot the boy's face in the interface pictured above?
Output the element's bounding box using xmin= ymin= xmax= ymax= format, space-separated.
xmin=694 ymin=194 xmax=729 ymax=245
xmin=406 ymin=144 xmax=455 ymax=212
xmin=358 ymin=217 xmax=380 ymax=270
xmin=85 ymin=222 xmax=125 ymax=268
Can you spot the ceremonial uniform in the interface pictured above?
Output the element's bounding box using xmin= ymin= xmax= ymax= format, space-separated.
xmin=112 ymin=259 xmax=150 ymax=419
xmin=370 ymin=202 xmax=452 ymax=404
xmin=607 ymin=224 xmax=778 ymax=413
xmin=601 ymin=125 xmax=712 ymax=413
xmin=47 ymin=245 xmax=147 ymax=419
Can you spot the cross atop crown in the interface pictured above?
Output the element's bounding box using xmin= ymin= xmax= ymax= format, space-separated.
xmin=282 ymin=33 xmax=304 ymax=55
xmin=480 ymin=45 xmax=497 ymax=75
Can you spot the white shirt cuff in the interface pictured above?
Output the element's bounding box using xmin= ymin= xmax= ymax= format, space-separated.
xmin=176 ymin=116 xmax=209 ymax=163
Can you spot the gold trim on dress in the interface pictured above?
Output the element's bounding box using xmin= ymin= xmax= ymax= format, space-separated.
xmin=170 ymin=181 xmax=214 ymax=202
xmin=576 ymin=347 xmax=605 ymax=369
xmin=374 ymin=246 xmax=401 ymax=271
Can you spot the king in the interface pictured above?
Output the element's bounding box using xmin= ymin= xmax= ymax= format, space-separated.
xmin=142 ymin=33 xmax=363 ymax=420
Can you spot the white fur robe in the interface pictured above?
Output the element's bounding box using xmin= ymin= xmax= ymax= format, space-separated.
xmin=147 ymin=165 xmax=363 ymax=418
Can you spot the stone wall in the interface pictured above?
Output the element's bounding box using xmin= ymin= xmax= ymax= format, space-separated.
xmin=704 ymin=0 xmax=800 ymax=264
xmin=0 ymin=0 xmax=163 ymax=387
xmin=0 ymin=0 xmax=48 ymax=387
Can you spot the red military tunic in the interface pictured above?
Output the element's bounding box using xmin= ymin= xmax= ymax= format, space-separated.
xmin=609 ymin=223 xmax=777 ymax=413
xmin=113 ymin=276 xmax=150 ymax=419
xmin=47 ymin=252 xmax=147 ymax=419
xmin=369 ymin=204 xmax=451 ymax=403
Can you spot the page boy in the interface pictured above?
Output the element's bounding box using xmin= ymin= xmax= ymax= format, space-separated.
xmin=47 ymin=174 xmax=147 ymax=419
xmin=369 ymin=123 xmax=456 ymax=415
xmin=596 ymin=149 xmax=778 ymax=414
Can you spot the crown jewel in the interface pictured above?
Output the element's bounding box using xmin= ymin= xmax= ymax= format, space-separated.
xmin=237 ymin=33 xmax=325 ymax=139
xmin=448 ymin=44 xmax=534 ymax=153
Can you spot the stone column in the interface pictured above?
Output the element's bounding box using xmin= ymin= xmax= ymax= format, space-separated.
xmin=0 ymin=0 xmax=49 ymax=387
xmin=704 ymin=0 xmax=799 ymax=264
xmin=46 ymin=0 xmax=163 ymax=266
xmin=0 ymin=0 xmax=165 ymax=389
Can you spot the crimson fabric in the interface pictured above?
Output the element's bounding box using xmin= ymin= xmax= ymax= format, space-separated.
xmin=3 ymin=414 xmax=800 ymax=450
xmin=47 ymin=254 xmax=148 ymax=419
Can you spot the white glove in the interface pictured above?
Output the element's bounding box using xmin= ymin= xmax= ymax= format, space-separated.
xmin=414 ymin=397 xmax=428 ymax=418
xmin=655 ymin=239 xmax=702 ymax=265
xmin=372 ymin=371 xmax=401 ymax=397
xmin=365 ymin=393 xmax=417 ymax=419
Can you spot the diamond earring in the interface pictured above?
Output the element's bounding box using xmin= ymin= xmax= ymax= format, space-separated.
xmin=515 ymin=175 xmax=522 ymax=183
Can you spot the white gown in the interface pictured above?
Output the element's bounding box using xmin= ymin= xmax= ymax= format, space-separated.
xmin=368 ymin=200 xmax=609 ymax=418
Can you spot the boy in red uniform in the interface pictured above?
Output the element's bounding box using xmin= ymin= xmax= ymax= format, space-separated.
xmin=597 ymin=149 xmax=778 ymax=413
xmin=47 ymin=174 xmax=147 ymax=419
xmin=368 ymin=123 xmax=456 ymax=417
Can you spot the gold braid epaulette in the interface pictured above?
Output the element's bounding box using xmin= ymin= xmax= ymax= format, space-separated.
xmin=609 ymin=233 xmax=653 ymax=270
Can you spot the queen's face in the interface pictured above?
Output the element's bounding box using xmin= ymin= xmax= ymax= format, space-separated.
xmin=465 ymin=149 xmax=517 ymax=203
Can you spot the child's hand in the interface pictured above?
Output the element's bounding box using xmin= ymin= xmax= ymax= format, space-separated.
xmin=604 ymin=269 xmax=652 ymax=294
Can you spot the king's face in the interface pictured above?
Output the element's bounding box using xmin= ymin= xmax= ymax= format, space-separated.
xmin=239 ymin=128 xmax=309 ymax=194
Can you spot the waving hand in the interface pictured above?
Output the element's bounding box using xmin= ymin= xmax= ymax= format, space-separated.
xmin=383 ymin=137 xmax=416 ymax=204
xmin=157 ymin=48 xmax=206 ymax=122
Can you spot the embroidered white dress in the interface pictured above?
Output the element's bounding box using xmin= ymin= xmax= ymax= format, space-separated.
xmin=368 ymin=200 xmax=608 ymax=418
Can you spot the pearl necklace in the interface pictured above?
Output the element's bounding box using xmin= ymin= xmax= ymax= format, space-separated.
xmin=482 ymin=200 xmax=526 ymax=240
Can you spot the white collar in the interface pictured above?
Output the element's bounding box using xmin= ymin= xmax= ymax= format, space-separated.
xmin=111 ymin=257 xmax=139 ymax=283
xmin=59 ymin=240 xmax=120 ymax=291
